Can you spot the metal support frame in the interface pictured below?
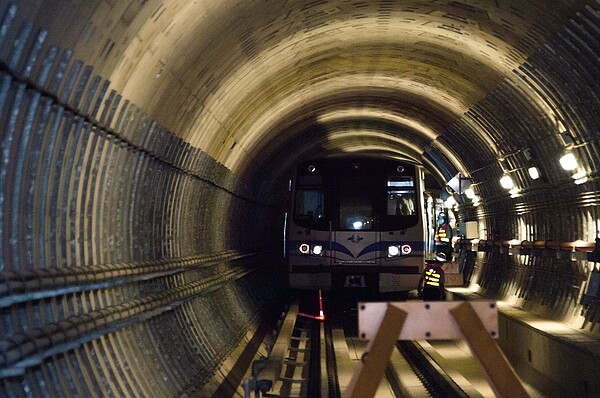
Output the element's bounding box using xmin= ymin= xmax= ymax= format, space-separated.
xmin=345 ymin=304 xmax=407 ymax=398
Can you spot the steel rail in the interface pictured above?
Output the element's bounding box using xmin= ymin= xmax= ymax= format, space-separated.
xmin=323 ymin=323 xmax=341 ymax=398
xmin=396 ymin=341 xmax=469 ymax=398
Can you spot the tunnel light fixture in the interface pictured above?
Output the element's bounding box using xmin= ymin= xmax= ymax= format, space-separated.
xmin=499 ymin=175 xmax=514 ymax=190
xmin=572 ymin=172 xmax=588 ymax=185
xmin=447 ymin=173 xmax=473 ymax=195
xmin=559 ymin=153 xmax=578 ymax=170
xmin=444 ymin=195 xmax=456 ymax=208
xmin=572 ymin=171 xmax=586 ymax=179
xmin=465 ymin=186 xmax=475 ymax=199
xmin=528 ymin=166 xmax=540 ymax=180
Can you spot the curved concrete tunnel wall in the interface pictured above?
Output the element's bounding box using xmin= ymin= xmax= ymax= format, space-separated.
xmin=0 ymin=3 xmax=285 ymax=396
xmin=0 ymin=1 xmax=599 ymax=396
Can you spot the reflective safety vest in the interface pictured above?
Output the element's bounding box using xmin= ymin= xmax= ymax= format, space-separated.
xmin=435 ymin=224 xmax=450 ymax=243
xmin=424 ymin=267 xmax=442 ymax=287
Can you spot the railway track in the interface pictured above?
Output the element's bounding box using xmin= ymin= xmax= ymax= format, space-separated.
xmin=247 ymin=302 xmax=478 ymax=398
xmin=326 ymin=328 xmax=471 ymax=398
xmin=395 ymin=341 xmax=469 ymax=398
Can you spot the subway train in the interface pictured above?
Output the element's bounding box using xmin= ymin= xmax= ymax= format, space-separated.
xmin=286 ymin=157 xmax=426 ymax=296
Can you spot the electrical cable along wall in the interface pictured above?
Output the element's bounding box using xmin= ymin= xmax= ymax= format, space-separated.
xmin=0 ymin=4 xmax=282 ymax=396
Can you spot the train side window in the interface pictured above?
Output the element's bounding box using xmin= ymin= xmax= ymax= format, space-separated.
xmin=387 ymin=176 xmax=416 ymax=216
xmin=384 ymin=176 xmax=418 ymax=230
xmin=387 ymin=192 xmax=415 ymax=215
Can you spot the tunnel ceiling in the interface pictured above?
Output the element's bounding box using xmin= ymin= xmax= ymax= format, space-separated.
xmin=19 ymin=0 xmax=598 ymax=193
xmin=2 ymin=2 xmax=600 ymax=395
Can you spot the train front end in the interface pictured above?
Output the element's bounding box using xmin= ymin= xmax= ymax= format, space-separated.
xmin=287 ymin=158 xmax=426 ymax=295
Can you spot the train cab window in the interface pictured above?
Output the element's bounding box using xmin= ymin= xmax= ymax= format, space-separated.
xmin=337 ymin=161 xmax=374 ymax=230
xmin=294 ymin=188 xmax=327 ymax=229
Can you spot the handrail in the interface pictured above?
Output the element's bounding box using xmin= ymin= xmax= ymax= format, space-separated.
xmin=566 ymin=240 xmax=597 ymax=252
xmin=533 ymin=240 xmax=547 ymax=249
xmin=545 ymin=241 xmax=561 ymax=250
xmin=521 ymin=240 xmax=533 ymax=249
xmin=459 ymin=238 xmax=600 ymax=260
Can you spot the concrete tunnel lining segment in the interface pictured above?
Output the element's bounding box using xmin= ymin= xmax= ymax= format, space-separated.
xmin=1 ymin=1 xmax=600 ymax=396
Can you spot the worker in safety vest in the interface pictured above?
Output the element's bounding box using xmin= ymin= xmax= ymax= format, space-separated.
xmin=418 ymin=252 xmax=446 ymax=301
xmin=434 ymin=212 xmax=453 ymax=258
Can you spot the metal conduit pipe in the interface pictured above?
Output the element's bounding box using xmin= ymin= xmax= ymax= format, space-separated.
xmin=0 ymin=262 xmax=267 ymax=378
xmin=0 ymin=250 xmax=272 ymax=307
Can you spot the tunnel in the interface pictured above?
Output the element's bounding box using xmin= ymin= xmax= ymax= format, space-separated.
xmin=0 ymin=0 xmax=599 ymax=396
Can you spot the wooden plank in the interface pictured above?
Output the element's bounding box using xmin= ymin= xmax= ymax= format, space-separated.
xmin=359 ymin=301 xmax=498 ymax=341
xmin=450 ymin=302 xmax=529 ymax=398
xmin=257 ymin=305 xmax=299 ymax=388
xmin=345 ymin=304 xmax=407 ymax=398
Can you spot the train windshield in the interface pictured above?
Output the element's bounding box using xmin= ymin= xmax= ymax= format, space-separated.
xmin=338 ymin=162 xmax=374 ymax=230
xmin=339 ymin=190 xmax=373 ymax=230
xmin=293 ymin=159 xmax=419 ymax=231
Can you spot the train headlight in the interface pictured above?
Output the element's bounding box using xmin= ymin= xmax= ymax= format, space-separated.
xmin=387 ymin=244 xmax=413 ymax=257
xmin=299 ymin=243 xmax=324 ymax=256
xmin=299 ymin=243 xmax=310 ymax=254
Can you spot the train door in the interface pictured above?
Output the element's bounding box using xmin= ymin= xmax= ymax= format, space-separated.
xmin=332 ymin=160 xmax=379 ymax=289
xmin=332 ymin=184 xmax=377 ymax=266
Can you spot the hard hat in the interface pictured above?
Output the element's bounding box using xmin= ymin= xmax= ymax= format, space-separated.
xmin=435 ymin=252 xmax=446 ymax=262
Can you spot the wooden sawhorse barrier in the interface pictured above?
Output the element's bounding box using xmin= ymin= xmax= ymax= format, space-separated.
xmin=345 ymin=301 xmax=529 ymax=398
